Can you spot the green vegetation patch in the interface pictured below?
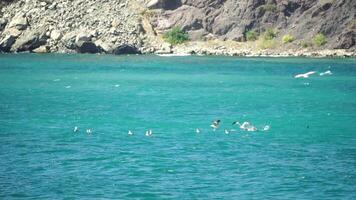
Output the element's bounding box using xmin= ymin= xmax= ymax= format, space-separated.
xmin=300 ymin=41 xmax=310 ymax=48
xmin=163 ymin=27 xmax=189 ymax=45
xmin=245 ymin=30 xmax=259 ymax=41
xmin=313 ymin=33 xmax=327 ymax=46
xmin=282 ymin=34 xmax=294 ymax=43
xmin=263 ymin=28 xmax=277 ymax=40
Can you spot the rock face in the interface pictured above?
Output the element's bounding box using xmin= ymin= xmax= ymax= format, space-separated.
xmin=149 ymin=0 xmax=356 ymax=49
xmin=0 ymin=0 xmax=146 ymax=54
xmin=0 ymin=0 xmax=355 ymax=54
xmin=0 ymin=19 xmax=7 ymax=31
xmin=0 ymin=35 xmax=16 ymax=52
xmin=113 ymin=44 xmax=141 ymax=54
xmin=8 ymin=14 xmax=28 ymax=30
xmin=11 ymin=30 xmax=47 ymax=52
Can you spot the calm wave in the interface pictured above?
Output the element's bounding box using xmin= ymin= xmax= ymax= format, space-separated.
xmin=0 ymin=54 xmax=355 ymax=199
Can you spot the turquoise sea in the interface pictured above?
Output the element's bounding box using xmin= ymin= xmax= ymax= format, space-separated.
xmin=0 ymin=54 xmax=355 ymax=199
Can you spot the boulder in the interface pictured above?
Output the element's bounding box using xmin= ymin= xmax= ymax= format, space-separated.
xmin=75 ymin=31 xmax=92 ymax=44
xmin=0 ymin=19 xmax=7 ymax=31
xmin=50 ymin=30 xmax=62 ymax=41
xmin=8 ymin=14 xmax=28 ymax=30
xmin=76 ymin=41 xmax=101 ymax=54
xmin=94 ymin=40 xmax=113 ymax=53
xmin=32 ymin=45 xmax=48 ymax=53
xmin=3 ymin=28 xmax=22 ymax=37
xmin=112 ymin=44 xmax=140 ymax=55
xmin=0 ymin=35 xmax=16 ymax=52
xmin=11 ymin=31 xmax=47 ymax=52
xmin=147 ymin=0 xmax=160 ymax=9
xmin=62 ymin=31 xmax=77 ymax=49
xmin=111 ymin=19 xmax=120 ymax=28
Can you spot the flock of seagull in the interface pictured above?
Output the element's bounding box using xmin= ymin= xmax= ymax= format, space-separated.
xmin=294 ymin=70 xmax=332 ymax=78
xmin=72 ymin=119 xmax=270 ymax=136
xmin=203 ymin=119 xmax=270 ymax=134
xmin=71 ymin=69 xmax=333 ymax=136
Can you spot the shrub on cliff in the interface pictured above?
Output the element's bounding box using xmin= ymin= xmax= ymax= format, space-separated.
xmin=163 ymin=27 xmax=189 ymax=45
xmin=245 ymin=30 xmax=258 ymax=41
xmin=263 ymin=28 xmax=277 ymax=40
xmin=313 ymin=33 xmax=327 ymax=46
xmin=300 ymin=41 xmax=310 ymax=48
xmin=282 ymin=34 xmax=294 ymax=43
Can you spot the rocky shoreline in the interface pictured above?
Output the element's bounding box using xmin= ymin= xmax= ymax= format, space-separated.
xmin=1 ymin=0 xmax=355 ymax=57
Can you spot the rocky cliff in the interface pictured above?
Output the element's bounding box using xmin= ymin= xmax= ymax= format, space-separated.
xmin=0 ymin=0 xmax=355 ymax=56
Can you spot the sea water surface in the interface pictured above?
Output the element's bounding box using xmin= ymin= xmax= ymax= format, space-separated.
xmin=0 ymin=54 xmax=355 ymax=199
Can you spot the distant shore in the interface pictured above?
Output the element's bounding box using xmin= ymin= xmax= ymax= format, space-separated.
xmin=163 ymin=41 xmax=356 ymax=58
xmin=1 ymin=39 xmax=355 ymax=58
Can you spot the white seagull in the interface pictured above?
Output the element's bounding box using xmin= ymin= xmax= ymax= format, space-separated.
xmin=128 ymin=130 xmax=134 ymax=135
xmin=86 ymin=129 xmax=92 ymax=134
xmin=210 ymin=120 xmax=221 ymax=131
xmin=145 ymin=129 xmax=152 ymax=136
xmin=196 ymin=128 xmax=201 ymax=133
xmin=263 ymin=125 xmax=270 ymax=131
xmin=73 ymin=126 xmax=79 ymax=133
xmin=233 ymin=121 xmax=258 ymax=132
xmin=294 ymin=71 xmax=316 ymax=79
xmin=319 ymin=70 xmax=332 ymax=76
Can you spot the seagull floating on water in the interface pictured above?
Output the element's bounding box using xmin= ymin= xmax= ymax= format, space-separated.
xmin=294 ymin=71 xmax=316 ymax=79
xmin=86 ymin=129 xmax=92 ymax=134
xmin=145 ymin=129 xmax=153 ymax=136
xmin=233 ymin=121 xmax=258 ymax=132
xmin=128 ymin=130 xmax=133 ymax=135
xmin=196 ymin=128 xmax=201 ymax=133
xmin=263 ymin=125 xmax=270 ymax=131
xmin=73 ymin=126 xmax=79 ymax=133
xmin=210 ymin=120 xmax=221 ymax=131
xmin=319 ymin=70 xmax=332 ymax=76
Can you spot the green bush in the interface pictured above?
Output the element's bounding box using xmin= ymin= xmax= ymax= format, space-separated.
xmin=263 ymin=28 xmax=277 ymax=40
xmin=245 ymin=30 xmax=259 ymax=41
xmin=282 ymin=34 xmax=294 ymax=43
xmin=313 ymin=33 xmax=327 ymax=46
xmin=300 ymin=41 xmax=310 ymax=48
xmin=163 ymin=27 xmax=189 ymax=45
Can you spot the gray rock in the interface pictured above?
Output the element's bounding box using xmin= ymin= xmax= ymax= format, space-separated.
xmin=188 ymin=29 xmax=206 ymax=40
xmin=0 ymin=19 xmax=7 ymax=31
xmin=75 ymin=31 xmax=92 ymax=44
xmin=8 ymin=14 xmax=28 ymax=30
xmin=62 ymin=31 xmax=77 ymax=49
xmin=50 ymin=30 xmax=62 ymax=41
xmin=112 ymin=44 xmax=140 ymax=55
xmin=0 ymin=35 xmax=16 ymax=52
xmin=150 ymin=0 xmax=356 ymax=49
xmin=147 ymin=0 xmax=181 ymax=10
xmin=3 ymin=28 xmax=22 ymax=37
xmin=336 ymin=31 xmax=355 ymax=49
xmin=11 ymin=31 xmax=47 ymax=52
xmin=94 ymin=39 xmax=113 ymax=53
xmin=32 ymin=45 xmax=48 ymax=53
xmin=76 ymin=41 xmax=101 ymax=54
